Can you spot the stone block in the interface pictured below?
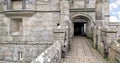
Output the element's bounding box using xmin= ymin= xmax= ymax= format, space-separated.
xmin=32 ymin=27 xmax=45 ymax=31
xmin=40 ymin=31 xmax=53 ymax=41
xmin=60 ymin=1 xmax=69 ymax=15
xmin=0 ymin=31 xmax=8 ymax=36
xmin=61 ymin=15 xmax=69 ymax=21
xmin=0 ymin=36 xmax=13 ymax=42
xmin=26 ymin=4 xmax=35 ymax=10
xmin=4 ymin=51 xmax=12 ymax=56
xmin=0 ymin=54 xmax=4 ymax=60
xmin=3 ymin=18 xmax=10 ymax=26
xmin=52 ymin=13 xmax=60 ymax=21
xmin=23 ymin=36 xmax=36 ymax=42
xmin=0 ymin=22 xmax=3 ymax=26
xmin=36 ymin=0 xmax=60 ymax=11
xmin=54 ymin=33 xmax=65 ymax=38
xmin=41 ymin=21 xmax=52 ymax=26
xmin=44 ymin=26 xmax=53 ymax=30
xmin=23 ymin=31 xmax=33 ymax=36
xmin=52 ymin=5 xmax=60 ymax=11
xmin=0 ymin=45 xmax=14 ymax=61
xmin=12 ymin=36 xmax=23 ymax=42
xmin=73 ymin=1 xmax=85 ymax=8
xmin=0 ymin=44 xmax=51 ymax=62
xmin=61 ymin=8 xmax=69 ymax=15
xmin=61 ymin=1 xmax=69 ymax=9
xmin=0 ymin=26 xmax=9 ymax=36
xmin=24 ymin=20 xmax=42 ymax=27
xmin=86 ymin=0 xmax=95 ymax=8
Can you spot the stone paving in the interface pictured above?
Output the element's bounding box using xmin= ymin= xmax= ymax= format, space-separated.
xmin=61 ymin=36 xmax=107 ymax=63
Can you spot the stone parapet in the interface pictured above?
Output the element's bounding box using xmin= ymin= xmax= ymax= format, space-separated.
xmin=0 ymin=43 xmax=51 ymax=63
xmin=109 ymin=42 xmax=120 ymax=63
xmin=31 ymin=41 xmax=61 ymax=63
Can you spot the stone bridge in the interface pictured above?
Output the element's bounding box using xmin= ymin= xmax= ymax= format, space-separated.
xmin=31 ymin=36 xmax=107 ymax=63
xmin=61 ymin=36 xmax=107 ymax=63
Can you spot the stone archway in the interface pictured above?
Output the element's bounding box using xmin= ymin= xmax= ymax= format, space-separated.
xmin=71 ymin=14 xmax=94 ymax=38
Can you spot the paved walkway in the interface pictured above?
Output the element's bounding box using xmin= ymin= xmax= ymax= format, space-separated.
xmin=61 ymin=36 xmax=107 ymax=63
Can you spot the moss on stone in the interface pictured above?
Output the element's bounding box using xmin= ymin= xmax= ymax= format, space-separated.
xmin=0 ymin=5 xmax=3 ymax=12
xmin=87 ymin=32 xmax=93 ymax=41
xmin=117 ymin=39 xmax=120 ymax=43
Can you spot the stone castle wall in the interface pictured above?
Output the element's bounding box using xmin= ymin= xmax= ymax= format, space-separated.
xmin=0 ymin=0 xmax=113 ymax=63
xmin=31 ymin=41 xmax=61 ymax=63
xmin=0 ymin=0 xmax=61 ymax=62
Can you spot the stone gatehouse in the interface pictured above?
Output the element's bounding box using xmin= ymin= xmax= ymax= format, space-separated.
xmin=0 ymin=0 xmax=120 ymax=63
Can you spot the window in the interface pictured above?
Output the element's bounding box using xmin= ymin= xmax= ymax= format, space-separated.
xmin=11 ymin=0 xmax=23 ymax=10
xmin=85 ymin=0 xmax=89 ymax=4
xmin=18 ymin=51 xmax=23 ymax=60
xmin=10 ymin=18 xmax=23 ymax=35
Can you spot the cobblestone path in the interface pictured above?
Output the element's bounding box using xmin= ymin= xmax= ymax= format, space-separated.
xmin=61 ymin=36 xmax=107 ymax=63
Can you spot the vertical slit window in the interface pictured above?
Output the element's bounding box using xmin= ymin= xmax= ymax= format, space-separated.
xmin=18 ymin=51 xmax=23 ymax=60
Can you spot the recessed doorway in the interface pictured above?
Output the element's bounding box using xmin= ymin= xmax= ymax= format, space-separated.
xmin=74 ymin=22 xmax=86 ymax=36
xmin=71 ymin=14 xmax=93 ymax=39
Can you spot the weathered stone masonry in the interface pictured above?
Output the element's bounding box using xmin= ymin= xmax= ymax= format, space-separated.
xmin=0 ymin=0 xmax=120 ymax=63
xmin=0 ymin=0 xmax=61 ymax=62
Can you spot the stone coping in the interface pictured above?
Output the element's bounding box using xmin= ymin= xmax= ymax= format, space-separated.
xmin=109 ymin=43 xmax=120 ymax=54
xmin=101 ymin=28 xmax=117 ymax=33
xmin=70 ymin=8 xmax=95 ymax=12
xmin=31 ymin=41 xmax=61 ymax=63
xmin=109 ymin=22 xmax=120 ymax=26
xmin=0 ymin=42 xmax=54 ymax=45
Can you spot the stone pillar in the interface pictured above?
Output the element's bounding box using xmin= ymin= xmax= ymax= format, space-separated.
xmin=60 ymin=0 xmax=69 ymax=23
xmin=102 ymin=0 xmax=109 ymax=21
xmin=7 ymin=0 xmax=11 ymax=10
xmin=97 ymin=27 xmax=102 ymax=48
xmin=22 ymin=0 xmax=26 ymax=9
xmin=60 ymin=0 xmax=70 ymax=51
xmin=84 ymin=23 xmax=86 ymax=35
xmin=93 ymin=26 xmax=97 ymax=48
xmin=96 ymin=0 xmax=103 ymax=20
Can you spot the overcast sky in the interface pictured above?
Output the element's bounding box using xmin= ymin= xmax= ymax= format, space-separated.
xmin=110 ymin=0 xmax=120 ymax=22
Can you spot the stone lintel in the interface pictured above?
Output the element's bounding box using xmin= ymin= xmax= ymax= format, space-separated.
xmin=70 ymin=8 xmax=95 ymax=12
xmin=3 ymin=10 xmax=60 ymax=13
xmin=3 ymin=10 xmax=35 ymax=17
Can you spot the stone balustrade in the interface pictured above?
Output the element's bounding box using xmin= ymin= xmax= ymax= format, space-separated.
xmin=31 ymin=41 xmax=61 ymax=63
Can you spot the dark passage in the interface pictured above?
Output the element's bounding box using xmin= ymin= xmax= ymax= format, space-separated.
xmin=74 ymin=22 xmax=85 ymax=36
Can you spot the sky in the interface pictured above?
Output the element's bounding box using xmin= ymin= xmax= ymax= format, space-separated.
xmin=110 ymin=0 xmax=120 ymax=22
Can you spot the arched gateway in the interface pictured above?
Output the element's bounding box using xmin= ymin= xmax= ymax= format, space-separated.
xmin=71 ymin=14 xmax=94 ymax=38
